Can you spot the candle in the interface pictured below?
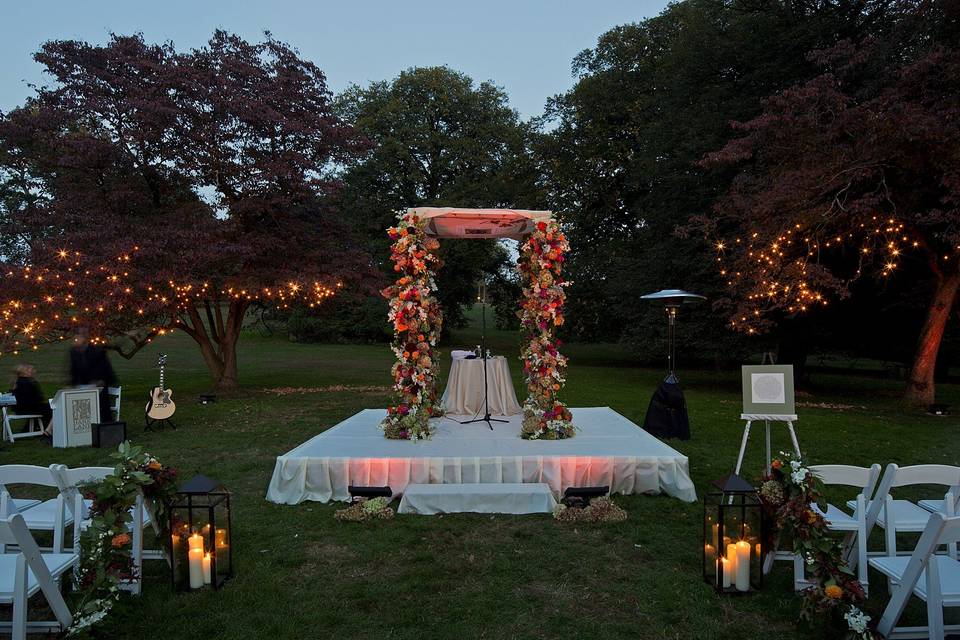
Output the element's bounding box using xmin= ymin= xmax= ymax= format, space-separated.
xmin=188 ymin=547 xmax=204 ymax=589
xmin=736 ymin=540 xmax=751 ymax=591
xmin=704 ymin=543 xmax=716 ymax=563
xmin=720 ymin=557 xmax=732 ymax=588
xmin=188 ymin=532 xmax=204 ymax=552
xmin=755 ymin=542 xmax=762 ymax=559
xmin=710 ymin=523 xmax=719 ymax=551
xmin=215 ymin=528 xmax=227 ymax=550
xmin=202 ymin=552 xmax=212 ymax=584
xmin=725 ymin=542 xmax=738 ymax=589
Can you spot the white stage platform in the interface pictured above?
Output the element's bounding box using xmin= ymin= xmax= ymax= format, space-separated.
xmin=265 ymin=407 xmax=697 ymax=505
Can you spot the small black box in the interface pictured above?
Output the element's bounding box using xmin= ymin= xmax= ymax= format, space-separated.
xmin=92 ymin=421 xmax=127 ymax=448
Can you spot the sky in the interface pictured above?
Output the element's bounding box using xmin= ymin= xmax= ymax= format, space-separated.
xmin=0 ymin=0 xmax=670 ymax=120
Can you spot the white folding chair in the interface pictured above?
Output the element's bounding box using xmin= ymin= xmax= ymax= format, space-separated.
xmin=0 ymin=513 xmax=76 ymax=639
xmin=919 ymin=485 xmax=960 ymax=516
xmin=108 ymin=386 xmax=122 ymax=421
xmin=0 ymin=465 xmax=72 ymax=552
xmin=1 ymin=406 xmax=45 ymax=444
xmin=850 ymin=465 xmax=960 ymax=559
xmin=800 ymin=464 xmax=882 ymax=594
xmin=53 ymin=465 xmax=159 ymax=595
xmin=870 ymin=513 xmax=960 ymax=639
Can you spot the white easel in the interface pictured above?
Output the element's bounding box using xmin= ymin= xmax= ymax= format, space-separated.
xmin=733 ymin=413 xmax=801 ymax=476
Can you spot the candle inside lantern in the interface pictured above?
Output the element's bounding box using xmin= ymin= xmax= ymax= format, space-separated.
xmin=188 ymin=532 xmax=204 ymax=552
xmin=725 ymin=542 xmax=738 ymax=589
xmin=188 ymin=547 xmax=204 ymax=589
xmin=719 ymin=557 xmax=732 ymax=588
xmin=755 ymin=542 xmax=762 ymax=559
xmin=710 ymin=523 xmax=719 ymax=551
xmin=202 ymin=552 xmax=212 ymax=584
xmin=735 ymin=540 xmax=751 ymax=591
xmin=215 ymin=527 xmax=227 ymax=550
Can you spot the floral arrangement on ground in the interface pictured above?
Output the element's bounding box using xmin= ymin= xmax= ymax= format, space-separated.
xmin=518 ymin=219 xmax=575 ymax=440
xmin=553 ymin=497 xmax=627 ymax=523
xmin=70 ymin=441 xmax=178 ymax=635
xmin=334 ymin=497 xmax=395 ymax=522
xmin=380 ymin=211 xmax=444 ymax=440
xmin=759 ymin=453 xmax=878 ymax=639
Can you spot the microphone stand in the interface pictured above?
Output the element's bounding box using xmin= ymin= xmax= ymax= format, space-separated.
xmin=460 ymin=287 xmax=506 ymax=430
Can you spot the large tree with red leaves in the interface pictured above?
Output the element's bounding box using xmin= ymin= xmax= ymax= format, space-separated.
xmin=699 ymin=13 xmax=960 ymax=406
xmin=0 ymin=32 xmax=373 ymax=391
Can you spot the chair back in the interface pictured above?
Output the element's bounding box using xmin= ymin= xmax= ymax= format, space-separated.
xmin=51 ymin=465 xmax=113 ymax=520
xmin=888 ymin=464 xmax=960 ymax=489
xmin=0 ymin=464 xmax=60 ymax=489
xmin=0 ymin=513 xmax=74 ymax=627
xmin=811 ymin=464 xmax=881 ymax=492
xmin=108 ymin=386 xmax=122 ymax=420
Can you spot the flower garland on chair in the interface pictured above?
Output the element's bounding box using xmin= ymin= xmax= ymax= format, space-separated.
xmin=759 ymin=453 xmax=878 ymax=639
xmin=70 ymin=441 xmax=178 ymax=635
xmin=380 ymin=212 xmax=444 ymax=440
xmin=518 ymin=219 xmax=575 ymax=439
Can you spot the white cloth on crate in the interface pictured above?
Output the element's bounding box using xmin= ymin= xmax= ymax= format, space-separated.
xmin=265 ymin=407 xmax=697 ymax=505
xmin=440 ymin=356 xmax=521 ymax=416
xmin=398 ymin=482 xmax=557 ymax=515
xmin=450 ymin=350 xmax=474 ymax=360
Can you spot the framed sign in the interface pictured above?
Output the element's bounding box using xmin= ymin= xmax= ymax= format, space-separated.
xmin=52 ymin=387 xmax=101 ymax=448
xmin=741 ymin=365 xmax=795 ymax=417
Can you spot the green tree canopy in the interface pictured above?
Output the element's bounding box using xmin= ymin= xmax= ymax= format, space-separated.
xmin=335 ymin=66 xmax=543 ymax=328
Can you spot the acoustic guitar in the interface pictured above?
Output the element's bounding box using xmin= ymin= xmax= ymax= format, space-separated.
xmin=145 ymin=354 xmax=176 ymax=420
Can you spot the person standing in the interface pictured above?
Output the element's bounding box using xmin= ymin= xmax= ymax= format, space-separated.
xmin=10 ymin=364 xmax=54 ymax=437
xmin=69 ymin=327 xmax=118 ymax=421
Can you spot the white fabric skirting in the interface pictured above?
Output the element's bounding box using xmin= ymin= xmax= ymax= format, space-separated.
xmin=266 ymin=407 xmax=697 ymax=505
xmin=398 ymin=483 xmax=557 ymax=515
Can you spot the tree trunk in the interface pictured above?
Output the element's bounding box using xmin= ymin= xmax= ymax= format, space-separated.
xmin=904 ymin=270 xmax=960 ymax=407
xmin=180 ymin=299 xmax=248 ymax=394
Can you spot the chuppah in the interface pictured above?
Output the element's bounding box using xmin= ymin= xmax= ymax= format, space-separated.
xmin=266 ymin=208 xmax=696 ymax=509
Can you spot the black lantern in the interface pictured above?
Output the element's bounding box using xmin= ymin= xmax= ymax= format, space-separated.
xmin=702 ymin=473 xmax=765 ymax=594
xmin=168 ymin=474 xmax=233 ymax=591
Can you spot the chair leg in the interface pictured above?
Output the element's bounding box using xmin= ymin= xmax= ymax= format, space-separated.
xmin=793 ymin=554 xmax=806 ymax=591
xmin=857 ymin=531 xmax=869 ymax=596
xmin=13 ymin=554 xmax=28 ymax=640
xmin=927 ymin=559 xmax=944 ymax=639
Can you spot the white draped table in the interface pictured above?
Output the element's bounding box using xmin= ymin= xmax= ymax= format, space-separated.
xmin=440 ymin=356 xmax=521 ymax=416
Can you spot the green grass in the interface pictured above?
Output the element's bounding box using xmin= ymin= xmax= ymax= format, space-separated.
xmin=3 ymin=307 xmax=959 ymax=639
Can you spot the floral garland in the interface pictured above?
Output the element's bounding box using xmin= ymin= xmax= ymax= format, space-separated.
xmin=334 ymin=496 xmax=396 ymax=522
xmin=380 ymin=212 xmax=444 ymax=440
xmin=759 ymin=453 xmax=878 ymax=639
xmin=69 ymin=441 xmax=178 ymax=635
xmin=518 ymin=219 xmax=575 ymax=439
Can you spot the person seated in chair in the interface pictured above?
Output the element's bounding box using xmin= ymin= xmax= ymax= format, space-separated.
xmin=10 ymin=363 xmax=53 ymax=437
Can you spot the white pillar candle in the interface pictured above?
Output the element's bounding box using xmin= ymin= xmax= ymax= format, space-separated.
xmin=202 ymin=552 xmax=212 ymax=584
xmin=720 ymin=557 xmax=732 ymax=588
xmin=188 ymin=547 xmax=204 ymax=589
xmin=188 ymin=532 xmax=204 ymax=552
xmin=735 ymin=540 xmax=751 ymax=591
xmin=725 ymin=542 xmax=738 ymax=590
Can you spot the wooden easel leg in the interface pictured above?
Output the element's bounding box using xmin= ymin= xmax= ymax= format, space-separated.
xmin=786 ymin=421 xmax=801 ymax=458
xmin=734 ymin=421 xmax=752 ymax=475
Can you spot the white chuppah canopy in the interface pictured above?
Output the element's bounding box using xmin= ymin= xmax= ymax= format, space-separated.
xmin=408 ymin=207 xmax=553 ymax=240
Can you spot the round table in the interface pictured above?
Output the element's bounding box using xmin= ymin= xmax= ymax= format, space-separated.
xmin=440 ymin=356 xmax=522 ymax=416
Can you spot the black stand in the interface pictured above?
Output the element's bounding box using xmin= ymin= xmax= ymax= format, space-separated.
xmin=459 ymin=296 xmax=506 ymax=431
xmin=642 ymin=305 xmax=691 ymax=440
xmin=144 ymin=414 xmax=176 ymax=431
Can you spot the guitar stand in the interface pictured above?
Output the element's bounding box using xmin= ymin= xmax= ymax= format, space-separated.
xmin=144 ymin=414 xmax=176 ymax=431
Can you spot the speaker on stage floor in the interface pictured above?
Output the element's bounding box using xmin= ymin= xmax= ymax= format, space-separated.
xmin=92 ymin=421 xmax=127 ymax=449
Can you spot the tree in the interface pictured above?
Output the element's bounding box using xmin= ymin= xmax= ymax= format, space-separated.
xmin=698 ymin=10 xmax=960 ymax=406
xmin=539 ymin=0 xmax=902 ymax=363
xmin=0 ymin=32 xmax=373 ymax=391
xmin=335 ymin=66 xmax=543 ymax=329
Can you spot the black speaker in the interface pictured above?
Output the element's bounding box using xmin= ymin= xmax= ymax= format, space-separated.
xmin=92 ymin=421 xmax=127 ymax=448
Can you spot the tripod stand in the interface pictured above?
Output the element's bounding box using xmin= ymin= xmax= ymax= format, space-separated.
xmin=459 ymin=286 xmax=506 ymax=430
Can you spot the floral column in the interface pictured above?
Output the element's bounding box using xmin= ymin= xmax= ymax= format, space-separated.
xmin=518 ymin=219 xmax=575 ymax=439
xmin=380 ymin=212 xmax=444 ymax=440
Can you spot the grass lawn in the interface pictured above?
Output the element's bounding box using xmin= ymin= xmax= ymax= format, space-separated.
xmin=4 ymin=307 xmax=959 ymax=639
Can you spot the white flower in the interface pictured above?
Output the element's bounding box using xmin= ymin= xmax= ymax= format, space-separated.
xmin=790 ymin=468 xmax=808 ymax=484
xmin=843 ymin=606 xmax=871 ymax=635
xmin=789 ymin=459 xmax=801 ymax=470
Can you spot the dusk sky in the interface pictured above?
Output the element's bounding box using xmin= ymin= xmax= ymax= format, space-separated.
xmin=1 ymin=0 xmax=670 ymax=120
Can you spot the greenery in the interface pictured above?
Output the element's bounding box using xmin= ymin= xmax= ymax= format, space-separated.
xmin=6 ymin=307 xmax=958 ymax=639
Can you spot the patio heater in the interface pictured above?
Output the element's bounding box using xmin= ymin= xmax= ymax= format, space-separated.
xmin=640 ymin=289 xmax=705 ymax=440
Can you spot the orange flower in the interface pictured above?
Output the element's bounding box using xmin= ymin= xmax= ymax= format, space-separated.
xmin=805 ymin=510 xmax=818 ymax=524
xmin=111 ymin=533 xmax=131 ymax=548
xmin=771 ymin=459 xmax=783 ymax=470
xmin=824 ymin=584 xmax=843 ymax=600
xmin=147 ymin=461 xmax=162 ymax=472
